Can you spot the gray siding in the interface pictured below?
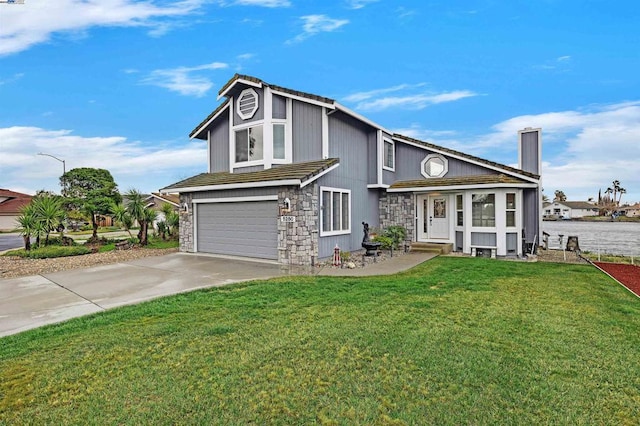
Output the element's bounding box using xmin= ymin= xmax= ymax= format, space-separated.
xmin=209 ymin=113 xmax=230 ymax=173
xmin=471 ymin=232 xmax=497 ymax=246
xmin=233 ymin=87 xmax=265 ymax=126
xmin=273 ymin=94 xmax=286 ymax=119
xmin=367 ymin=132 xmax=377 ymax=184
xmin=318 ymin=112 xmax=379 ymax=258
xmin=522 ymin=188 xmax=540 ymax=245
xmin=456 ymin=231 xmax=464 ymax=251
xmin=520 ymin=130 xmax=540 ymax=175
xmin=292 ymin=100 xmax=323 ymax=162
xmin=506 ymin=232 xmax=518 ymax=254
xmin=392 ymin=142 xmax=497 ymax=183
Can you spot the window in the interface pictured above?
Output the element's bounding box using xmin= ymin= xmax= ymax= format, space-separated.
xmin=421 ymin=154 xmax=448 ymax=178
xmin=472 ymin=193 xmax=495 ymax=227
xmin=383 ymin=138 xmax=394 ymax=170
xmin=321 ymin=187 xmax=350 ymax=235
xmin=456 ymin=194 xmax=463 ymax=226
xmin=273 ymin=123 xmax=285 ymax=160
xmin=506 ymin=193 xmax=516 ymax=227
xmin=236 ymin=88 xmax=258 ymax=120
xmin=235 ymin=125 xmax=263 ymax=162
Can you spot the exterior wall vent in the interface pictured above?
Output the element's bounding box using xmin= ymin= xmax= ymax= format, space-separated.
xmin=237 ymin=88 xmax=259 ymax=120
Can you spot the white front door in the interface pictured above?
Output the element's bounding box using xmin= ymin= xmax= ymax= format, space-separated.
xmin=418 ymin=195 xmax=450 ymax=240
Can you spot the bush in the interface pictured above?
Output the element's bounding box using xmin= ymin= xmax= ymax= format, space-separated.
xmin=372 ymin=235 xmax=394 ymax=250
xmin=384 ymin=225 xmax=407 ymax=249
xmin=5 ymin=245 xmax=91 ymax=259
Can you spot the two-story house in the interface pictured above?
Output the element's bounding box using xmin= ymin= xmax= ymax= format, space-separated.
xmin=161 ymin=74 xmax=542 ymax=265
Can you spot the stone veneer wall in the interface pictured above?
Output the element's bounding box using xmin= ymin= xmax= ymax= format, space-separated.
xmin=379 ymin=193 xmax=415 ymax=241
xmin=179 ymin=193 xmax=194 ymax=252
xmin=277 ymin=184 xmax=319 ymax=266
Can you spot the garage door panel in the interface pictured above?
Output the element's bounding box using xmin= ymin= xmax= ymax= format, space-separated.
xmin=196 ymin=201 xmax=278 ymax=260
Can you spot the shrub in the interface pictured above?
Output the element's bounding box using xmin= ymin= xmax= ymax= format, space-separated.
xmin=372 ymin=235 xmax=394 ymax=250
xmin=384 ymin=225 xmax=407 ymax=249
xmin=5 ymin=246 xmax=91 ymax=259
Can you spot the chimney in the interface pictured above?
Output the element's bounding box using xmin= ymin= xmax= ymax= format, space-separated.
xmin=518 ymin=127 xmax=542 ymax=175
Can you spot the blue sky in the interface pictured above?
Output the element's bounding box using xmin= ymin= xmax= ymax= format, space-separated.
xmin=1 ymin=0 xmax=639 ymax=204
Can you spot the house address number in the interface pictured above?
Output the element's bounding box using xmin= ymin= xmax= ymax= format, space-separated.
xmin=280 ymin=216 xmax=296 ymax=223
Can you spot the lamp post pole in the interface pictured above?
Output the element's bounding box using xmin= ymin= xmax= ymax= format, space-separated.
xmin=37 ymin=152 xmax=66 ymax=175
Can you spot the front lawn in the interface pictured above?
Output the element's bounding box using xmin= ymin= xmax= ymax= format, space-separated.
xmin=1 ymin=258 xmax=638 ymax=424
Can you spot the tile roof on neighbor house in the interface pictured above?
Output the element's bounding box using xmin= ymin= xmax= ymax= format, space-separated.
xmin=162 ymin=158 xmax=339 ymax=192
xmin=389 ymin=174 xmax=533 ymax=190
xmin=0 ymin=189 xmax=32 ymax=214
xmin=147 ymin=193 xmax=180 ymax=206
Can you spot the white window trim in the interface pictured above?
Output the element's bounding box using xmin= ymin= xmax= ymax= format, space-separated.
xmin=470 ymin=191 xmax=497 ymax=229
xmin=383 ymin=137 xmax=395 ymax=171
xmin=236 ymin=88 xmax=259 ymax=120
xmin=506 ymin=192 xmax=517 ymax=228
xmin=320 ymin=186 xmax=351 ymax=237
xmin=421 ymin=153 xmax=448 ymax=178
xmin=232 ymin=120 xmax=266 ymax=168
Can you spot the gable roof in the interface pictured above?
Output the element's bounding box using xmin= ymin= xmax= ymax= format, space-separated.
xmin=0 ymin=189 xmax=32 ymax=215
xmin=388 ymin=174 xmax=535 ymax=192
xmin=145 ymin=192 xmax=180 ymax=207
xmin=189 ymin=74 xmax=539 ymax=182
xmin=161 ymin=158 xmax=339 ymax=193
xmin=392 ymin=134 xmax=540 ymax=181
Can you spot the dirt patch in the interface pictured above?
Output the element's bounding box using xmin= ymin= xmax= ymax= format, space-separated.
xmin=0 ymin=248 xmax=178 ymax=279
xmin=593 ymin=262 xmax=640 ymax=297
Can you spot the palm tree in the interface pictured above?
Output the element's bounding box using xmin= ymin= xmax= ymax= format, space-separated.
xmin=34 ymin=195 xmax=65 ymax=245
xmin=111 ymin=203 xmax=134 ymax=239
xmin=16 ymin=204 xmax=37 ymax=251
xmin=124 ymin=189 xmax=156 ymax=246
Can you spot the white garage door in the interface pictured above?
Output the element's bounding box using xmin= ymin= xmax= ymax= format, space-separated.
xmin=196 ymin=200 xmax=278 ymax=260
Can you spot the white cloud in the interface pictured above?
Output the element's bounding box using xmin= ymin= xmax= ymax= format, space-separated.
xmin=287 ymin=15 xmax=349 ymax=44
xmin=0 ymin=0 xmax=205 ymax=56
xmin=346 ymin=0 xmax=379 ymax=9
xmin=141 ymin=62 xmax=229 ymax=97
xmin=345 ymin=83 xmax=478 ymax=111
xmin=219 ymin=0 xmax=290 ymax=7
xmin=0 ymin=126 xmax=207 ymax=195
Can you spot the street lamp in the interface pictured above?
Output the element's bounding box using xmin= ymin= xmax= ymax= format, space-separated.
xmin=38 ymin=152 xmax=66 ymax=175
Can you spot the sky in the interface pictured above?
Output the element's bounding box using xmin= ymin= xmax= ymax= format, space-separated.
xmin=1 ymin=0 xmax=639 ymax=204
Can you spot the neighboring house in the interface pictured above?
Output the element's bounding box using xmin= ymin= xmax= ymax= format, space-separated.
xmin=0 ymin=189 xmax=32 ymax=231
xmin=145 ymin=192 xmax=180 ymax=224
xmin=620 ymin=203 xmax=640 ymax=217
xmin=543 ymin=201 xmax=599 ymax=219
xmin=161 ymin=74 xmax=542 ymax=265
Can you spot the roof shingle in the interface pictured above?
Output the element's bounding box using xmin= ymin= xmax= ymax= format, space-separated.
xmin=389 ymin=174 xmax=530 ymax=190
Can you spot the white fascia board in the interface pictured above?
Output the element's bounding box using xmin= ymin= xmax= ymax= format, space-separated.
xmin=393 ymin=135 xmax=540 ymax=184
xmin=270 ymin=89 xmax=335 ymax=109
xmin=334 ymin=102 xmax=392 ymax=134
xmin=166 ymin=179 xmax=301 ymax=193
xmin=192 ymin=195 xmax=278 ymax=204
xmin=386 ymin=182 xmax=538 ymax=193
xmin=190 ymin=102 xmax=230 ymax=140
xmin=217 ymin=78 xmax=262 ymax=100
xmin=367 ymin=184 xmax=390 ymax=189
xmin=300 ymin=163 xmax=340 ymax=188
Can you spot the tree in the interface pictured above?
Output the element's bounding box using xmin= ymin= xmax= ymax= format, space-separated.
xmin=110 ymin=202 xmax=134 ymax=239
xmin=61 ymin=168 xmax=121 ymax=240
xmin=33 ymin=193 xmax=65 ymax=245
xmin=553 ymin=190 xmax=567 ymax=202
xmin=16 ymin=204 xmax=37 ymax=251
xmin=124 ymin=189 xmax=155 ymax=246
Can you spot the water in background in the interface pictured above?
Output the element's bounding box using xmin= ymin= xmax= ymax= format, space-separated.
xmin=542 ymin=221 xmax=640 ymax=256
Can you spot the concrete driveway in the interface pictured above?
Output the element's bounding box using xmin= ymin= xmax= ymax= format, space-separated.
xmin=0 ymin=253 xmax=286 ymax=337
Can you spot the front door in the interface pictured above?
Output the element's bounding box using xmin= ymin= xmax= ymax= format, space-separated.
xmin=419 ymin=195 xmax=450 ymax=240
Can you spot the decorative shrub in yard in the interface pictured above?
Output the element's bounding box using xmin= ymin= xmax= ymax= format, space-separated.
xmin=5 ymin=245 xmax=91 ymax=259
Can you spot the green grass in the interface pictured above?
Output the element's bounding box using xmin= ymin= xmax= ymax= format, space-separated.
xmin=582 ymin=251 xmax=638 ymax=265
xmin=1 ymin=258 xmax=638 ymax=425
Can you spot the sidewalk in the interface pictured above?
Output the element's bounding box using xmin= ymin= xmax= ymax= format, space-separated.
xmin=315 ymin=252 xmax=437 ymax=276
